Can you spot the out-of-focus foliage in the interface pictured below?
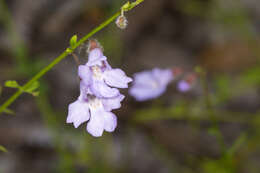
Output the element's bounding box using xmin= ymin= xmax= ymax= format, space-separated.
xmin=0 ymin=145 xmax=7 ymax=153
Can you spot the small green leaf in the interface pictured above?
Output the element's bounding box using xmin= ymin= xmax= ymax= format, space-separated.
xmin=135 ymin=0 xmax=143 ymax=5
xmin=26 ymin=81 xmax=39 ymax=93
xmin=4 ymin=80 xmax=39 ymax=96
xmin=66 ymin=48 xmax=73 ymax=54
xmin=5 ymin=80 xmax=20 ymax=88
xmin=0 ymin=145 xmax=7 ymax=153
xmin=122 ymin=1 xmax=130 ymax=11
xmin=70 ymin=35 xmax=77 ymax=48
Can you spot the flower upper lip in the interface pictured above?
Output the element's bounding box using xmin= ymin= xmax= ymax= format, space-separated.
xmin=86 ymin=48 xmax=107 ymax=66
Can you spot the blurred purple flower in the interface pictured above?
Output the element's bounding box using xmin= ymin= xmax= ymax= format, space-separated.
xmin=177 ymin=80 xmax=191 ymax=92
xmin=67 ymin=86 xmax=123 ymax=137
xmin=129 ymin=68 xmax=173 ymax=101
xmin=177 ymin=73 xmax=196 ymax=92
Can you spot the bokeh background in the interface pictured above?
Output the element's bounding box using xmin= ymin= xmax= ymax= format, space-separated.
xmin=0 ymin=0 xmax=260 ymax=172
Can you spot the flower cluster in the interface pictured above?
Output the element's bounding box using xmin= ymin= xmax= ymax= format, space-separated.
xmin=129 ymin=68 xmax=196 ymax=101
xmin=67 ymin=40 xmax=132 ymax=137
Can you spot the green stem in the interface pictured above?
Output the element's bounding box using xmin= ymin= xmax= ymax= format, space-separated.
xmin=201 ymin=70 xmax=226 ymax=155
xmin=0 ymin=0 xmax=144 ymax=114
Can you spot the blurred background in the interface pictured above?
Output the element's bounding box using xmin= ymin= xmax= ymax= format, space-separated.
xmin=0 ymin=0 xmax=260 ymax=172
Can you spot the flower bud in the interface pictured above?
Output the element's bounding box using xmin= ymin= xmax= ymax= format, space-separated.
xmin=87 ymin=39 xmax=103 ymax=53
xmin=116 ymin=15 xmax=128 ymax=29
xmin=177 ymin=73 xmax=197 ymax=92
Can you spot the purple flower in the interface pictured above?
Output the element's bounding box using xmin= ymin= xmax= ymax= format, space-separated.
xmin=67 ymin=40 xmax=132 ymax=137
xmin=129 ymin=68 xmax=173 ymax=101
xmin=78 ymin=50 xmax=132 ymax=98
xmin=67 ymin=86 xmax=123 ymax=137
xmin=177 ymin=80 xmax=191 ymax=92
xmin=67 ymin=41 xmax=132 ymax=137
xmin=177 ymin=74 xmax=196 ymax=92
xmin=86 ymin=48 xmax=107 ymax=67
xmin=67 ymin=98 xmax=90 ymax=128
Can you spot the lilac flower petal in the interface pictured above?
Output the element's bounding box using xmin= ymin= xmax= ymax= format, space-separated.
xmin=78 ymin=65 xmax=92 ymax=86
xmin=129 ymin=68 xmax=174 ymax=101
xmin=101 ymin=60 xmax=112 ymax=70
xmin=129 ymin=85 xmax=166 ymax=101
xmin=103 ymin=111 xmax=117 ymax=132
xmin=91 ymin=80 xmax=119 ymax=98
xmin=67 ymin=100 xmax=90 ymax=128
xmin=104 ymin=68 xmax=132 ymax=88
xmin=133 ymin=71 xmax=155 ymax=87
xmin=87 ymin=48 xmax=107 ymax=66
xmin=102 ymin=94 xmax=125 ymax=112
xmin=79 ymin=82 xmax=93 ymax=101
xmin=152 ymin=68 xmax=173 ymax=86
xmin=87 ymin=108 xmax=105 ymax=137
xmin=177 ymin=80 xmax=191 ymax=92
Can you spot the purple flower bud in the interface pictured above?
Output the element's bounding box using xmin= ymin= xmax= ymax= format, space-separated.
xmin=87 ymin=39 xmax=103 ymax=54
xmin=116 ymin=15 xmax=128 ymax=29
xmin=177 ymin=73 xmax=196 ymax=92
xmin=177 ymin=80 xmax=191 ymax=92
xmin=129 ymin=68 xmax=173 ymax=101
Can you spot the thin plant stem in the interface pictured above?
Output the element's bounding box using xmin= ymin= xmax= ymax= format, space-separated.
xmin=0 ymin=0 xmax=144 ymax=114
xmin=201 ymin=70 xmax=226 ymax=155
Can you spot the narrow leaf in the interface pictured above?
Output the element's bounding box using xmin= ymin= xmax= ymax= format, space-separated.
xmin=122 ymin=1 xmax=130 ymax=10
xmin=70 ymin=35 xmax=77 ymax=48
xmin=5 ymin=80 xmax=20 ymax=88
xmin=227 ymin=133 xmax=247 ymax=157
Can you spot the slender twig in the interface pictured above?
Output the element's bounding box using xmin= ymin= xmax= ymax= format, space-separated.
xmin=0 ymin=0 xmax=144 ymax=114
